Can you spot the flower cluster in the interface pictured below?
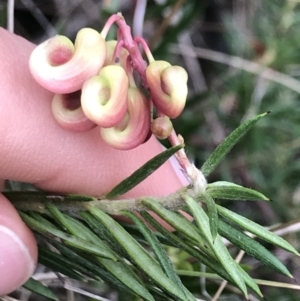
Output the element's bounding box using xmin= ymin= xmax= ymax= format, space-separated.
xmin=29 ymin=14 xmax=188 ymax=150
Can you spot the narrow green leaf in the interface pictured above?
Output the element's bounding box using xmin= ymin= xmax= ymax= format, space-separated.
xmin=41 ymin=211 xmax=150 ymax=298
xmin=200 ymin=192 xmax=218 ymax=240
xmin=63 ymin=214 xmax=107 ymax=245
xmin=207 ymin=181 xmax=269 ymax=201
xmin=217 ymin=205 xmax=299 ymax=255
xmin=218 ymin=219 xmax=292 ymax=277
xmin=236 ymin=264 xmax=263 ymax=297
xmin=141 ymin=212 xmax=237 ymax=285
xmin=45 ymin=217 xmax=154 ymax=301
xmin=123 ymin=211 xmax=195 ymax=301
xmin=20 ymin=212 xmax=117 ymax=260
xmin=123 ymin=212 xmax=180 ymax=281
xmin=80 ymin=211 xmax=131 ymax=259
xmin=38 ymin=247 xmax=83 ymax=280
xmin=141 ymin=198 xmax=208 ymax=250
xmin=176 ymin=268 xmax=263 ymax=296
xmin=140 ymin=212 xmax=197 ymax=252
xmin=48 ymin=241 xmax=109 ymax=278
xmin=64 ymin=194 xmax=96 ymax=202
xmin=6 ymin=191 xmax=96 ymax=208
xmin=46 ymin=204 xmax=119 ymax=259
xmin=72 ymin=216 xmax=151 ymax=299
xmin=105 ymin=144 xmax=184 ymax=198
xmin=213 ymin=236 xmax=248 ymax=296
xmin=97 ymin=258 xmax=155 ymax=301
xmin=183 ymin=196 xmax=248 ymax=296
xmin=23 ymin=278 xmax=58 ymax=301
xmin=183 ymin=196 xmax=213 ymax=244
xmin=201 ymin=112 xmax=269 ymax=176
xmin=63 ymin=215 xmax=124 ymax=260
xmin=46 ymin=203 xmax=82 ymax=233
xmin=184 ymin=202 xmax=262 ymax=296
xmin=29 ymin=212 xmax=60 ymax=229
xmin=51 ymin=242 xmax=135 ymax=294
xmin=89 ymin=207 xmax=189 ymax=301
xmin=120 ymin=222 xmax=174 ymax=247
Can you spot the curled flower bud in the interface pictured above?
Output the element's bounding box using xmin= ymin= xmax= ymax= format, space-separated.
xmin=29 ymin=28 xmax=106 ymax=93
xmin=100 ymin=88 xmax=150 ymax=150
xmin=51 ymin=91 xmax=97 ymax=132
xmin=146 ymin=61 xmax=188 ymax=118
xmin=81 ymin=65 xmax=129 ymax=128
xmin=104 ymin=40 xmax=129 ymax=67
xmin=151 ymin=116 xmax=173 ymax=140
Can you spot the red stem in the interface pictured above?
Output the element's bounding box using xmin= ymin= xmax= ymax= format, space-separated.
xmin=103 ymin=14 xmax=206 ymax=187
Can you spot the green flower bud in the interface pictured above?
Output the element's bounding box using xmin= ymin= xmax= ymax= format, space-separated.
xmin=151 ymin=116 xmax=173 ymax=140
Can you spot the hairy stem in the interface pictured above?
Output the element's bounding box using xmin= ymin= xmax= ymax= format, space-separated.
xmin=5 ymin=186 xmax=202 ymax=215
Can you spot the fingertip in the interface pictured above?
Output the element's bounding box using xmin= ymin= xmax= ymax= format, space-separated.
xmin=0 ymin=194 xmax=37 ymax=295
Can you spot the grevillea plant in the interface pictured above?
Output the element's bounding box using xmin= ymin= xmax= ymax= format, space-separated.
xmin=7 ymin=13 xmax=299 ymax=301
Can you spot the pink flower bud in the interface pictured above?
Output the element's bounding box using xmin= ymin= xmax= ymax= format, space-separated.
xmin=29 ymin=28 xmax=106 ymax=93
xmin=81 ymin=65 xmax=129 ymax=128
xmin=146 ymin=61 xmax=188 ymax=118
xmin=100 ymin=87 xmax=150 ymax=150
xmin=51 ymin=91 xmax=97 ymax=132
xmin=151 ymin=116 xmax=173 ymax=140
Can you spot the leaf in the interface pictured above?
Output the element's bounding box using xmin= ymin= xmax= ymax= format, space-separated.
xmin=141 ymin=211 xmax=252 ymax=293
xmin=5 ymin=191 xmax=95 ymax=204
xmin=183 ymin=196 xmax=248 ymax=297
xmin=65 ymin=194 xmax=97 ymax=202
xmin=29 ymin=212 xmax=60 ymax=229
xmin=201 ymin=112 xmax=269 ymax=177
xmin=48 ymin=211 xmax=155 ymax=301
xmin=89 ymin=206 xmax=189 ymax=301
xmin=105 ymin=144 xmax=184 ymax=198
xmin=46 ymin=203 xmax=119 ymax=259
xmin=23 ymin=278 xmax=58 ymax=301
xmin=218 ymin=219 xmax=292 ymax=277
xmin=120 ymin=222 xmax=174 ymax=247
xmin=200 ymin=192 xmax=218 ymax=240
xmin=141 ymin=211 xmax=238 ymax=285
xmin=123 ymin=211 xmax=196 ymax=301
xmin=234 ymin=264 xmax=263 ymax=297
xmin=213 ymin=236 xmax=248 ymax=296
xmin=20 ymin=212 xmax=117 ymax=260
xmin=51 ymin=242 xmax=135 ymax=294
xmin=45 ymin=208 xmax=151 ymax=298
xmin=98 ymin=258 xmax=155 ymax=300
xmin=38 ymin=247 xmax=85 ymax=280
xmin=80 ymin=211 xmax=131 ymax=259
xmin=141 ymin=198 xmax=208 ymax=251
xmin=51 ymin=242 xmax=139 ymax=300
xmin=217 ymin=205 xmax=299 ymax=255
xmin=207 ymin=181 xmax=269 ymax=201
xmin=183 ymin=196 xmax=214 ymax=244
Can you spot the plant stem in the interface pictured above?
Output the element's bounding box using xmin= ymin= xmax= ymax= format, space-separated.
xmin=6 ymin=186 xmax=202 ymax=215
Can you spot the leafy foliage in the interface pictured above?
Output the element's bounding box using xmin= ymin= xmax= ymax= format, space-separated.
xmin=5 ymin=113 xmax=297 ymax=300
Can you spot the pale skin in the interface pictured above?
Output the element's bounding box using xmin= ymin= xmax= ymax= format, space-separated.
xmin=0 ymin=29 xmax=187 ymax=295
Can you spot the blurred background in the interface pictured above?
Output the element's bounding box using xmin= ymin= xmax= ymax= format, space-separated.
xmin=1 ymin=0 xmax=300 ymax=300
